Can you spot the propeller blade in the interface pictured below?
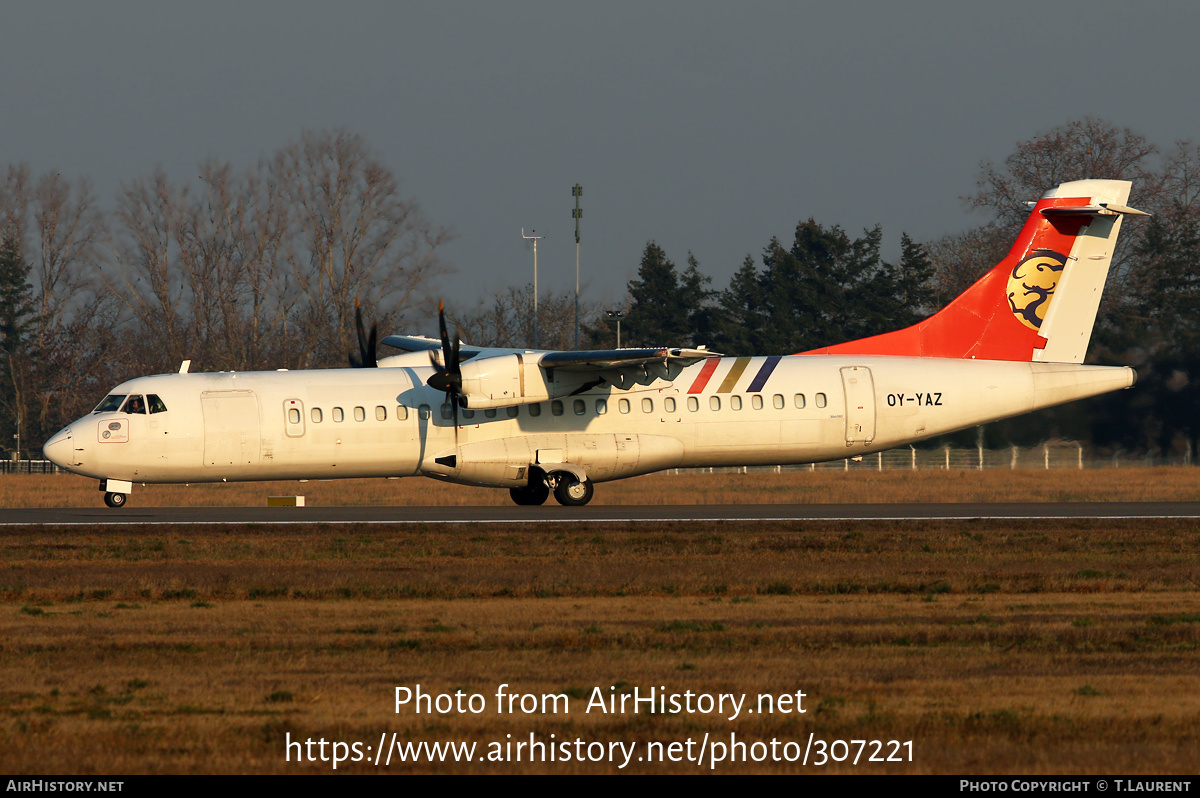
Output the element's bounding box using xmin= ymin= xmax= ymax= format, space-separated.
xmin=366 ymin=323 xmax=378 ymax=367
xmin=426 ymin=300 xmax=462 ymax=393
xmin=349 ymin=299 xmax=378 ymax=368
xmin=427 ymin=300 xmax=464 ymax=445
xmin=437 ymin=301 xmax=454 ymax=372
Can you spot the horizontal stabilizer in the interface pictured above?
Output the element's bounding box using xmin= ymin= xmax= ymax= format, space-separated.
xmin=800 ymin=179 xmax=1146 ymax=364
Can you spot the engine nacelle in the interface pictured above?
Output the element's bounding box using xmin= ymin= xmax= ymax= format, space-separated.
xmin=459 ymin=354 xmax=532 ymax=408
xmin=459 ymin=354 xmax=593 ymax=409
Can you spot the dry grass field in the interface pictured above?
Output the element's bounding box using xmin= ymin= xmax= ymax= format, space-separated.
xmin=1 ymin=469 xmax=1199 ymax=774
xmin=3 ymin=465 xmax=1200 ymax=507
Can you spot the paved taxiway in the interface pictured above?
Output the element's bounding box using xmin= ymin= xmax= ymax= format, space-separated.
xmin=2 ymin=502 xmax=1200 ymax=525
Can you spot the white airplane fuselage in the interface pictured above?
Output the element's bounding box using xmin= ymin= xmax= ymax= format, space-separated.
xmin=41 ymin=179 xmax=1148 ymax=506
xmin=44 ymin=353 xmax=1134 ymax=489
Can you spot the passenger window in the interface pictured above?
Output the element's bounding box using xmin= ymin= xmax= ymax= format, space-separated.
xmin=485 ymin=408 xmax=497 ymax=418
xmin=94 ymin=395 xmax=126 ymax=413
xmin=148 ymin=394 xmax=168 ymax=413
xmin=619 ymin=399 xmax=631 ymax=414
xmin=687 ymin=396 xmax=699 ymax=412
xmin=551 ymin=400 xmax=564 ymax=416
xmin=311 ymin=407 xmax=323 ymax=423
xmin=333 ymin=407 xmax=345 ymax=422
xmin=573 ymin=399 xmax=586 ymax=415
xmin=794 ymin=394 xmax=806 ymax=409
xmin=731 ymin=396 xmax=742 ymax=411
xmin=665 ymin=397 xmax=676 ymax=413
xmin=595 ymin=399 xmax=607 ymax=415
xmin=462 ymin=408 xmax=475 ymax=419
xmin=288 ymin=408 xmax=301 ymax=424
xmin=773 ymin=394 xmax=784 ymax=409
xmin=354 ymin=406 xmax=366 ymax=422
xmin=418 ymin=405 xmax=430 ymax=420
xmin=441 ymin=405 xmax=453 ymax=420
xmin=816 ymin=392 xmax=827 ymax=408
xmin=529 ymin=403 xmax=541 ymax=417
xmin=396 ymin=406 xmax=408 ymax=421
xmin=752 ymin=395 xmax=763 ymax=410
xmin=642 ymin=398 xmax=653 ymax=413
xmin=375 ymin=406 xmax=387 ymax=421
xmin=507 ymin=406 xmax=519 ymax=418
xmin=121 ymin=395 xmax=147 ymax=414
xmin=709 ymin=396 xmax=721 ymax=411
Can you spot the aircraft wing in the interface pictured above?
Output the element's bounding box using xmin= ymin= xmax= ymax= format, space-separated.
xmin=382 ymin=335 xmax=717 ymax=375
xmin=540 ymin=347 xmax=719 ymax=391
xmin=380 ymin=334 xmax=442 ymax=352
xmin=382 ymin=333 xmax=720 ymax=405
xmin=540 ymin=347 xmax=716 ymax=372
xmin=380 ymin=334 xmax=483 ymax=361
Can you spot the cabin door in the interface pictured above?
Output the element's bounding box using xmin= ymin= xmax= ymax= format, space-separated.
xmin=840 ymin=366 xmax=876 ymax=446
xmin=201 ymin=391 xmax=262 ymax=467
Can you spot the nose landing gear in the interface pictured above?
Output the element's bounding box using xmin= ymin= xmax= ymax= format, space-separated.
xmin=99 ymin=478 xmax=134 ymax=509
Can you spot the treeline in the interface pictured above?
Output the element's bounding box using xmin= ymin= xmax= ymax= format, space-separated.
xmin=3 ymin=119 xmax=1199 ymax=458
xmin=609 ymin=230 xmax=934 ymax=356
xmin=0 ymin=129 xmax=449 ymax=454
xmin=583 ymin=119 xmax=1200 ymax=457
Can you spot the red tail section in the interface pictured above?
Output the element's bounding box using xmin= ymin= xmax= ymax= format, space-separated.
xmin=799 ymin=181 xmax=1138 ymax=362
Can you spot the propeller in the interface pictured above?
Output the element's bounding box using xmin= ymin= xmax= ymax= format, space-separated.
xmin=349 ymin=299 xmax=378 ymax=368
xmin=426 ymin=300 xmax=464 ymax=437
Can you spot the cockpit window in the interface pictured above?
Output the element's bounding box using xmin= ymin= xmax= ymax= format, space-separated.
xmin=148 ymin=394 xmax=168 ymax=413
xmin=121 ymin=395 xmax=147 ymax=414
xmin=94 ymin=395 xmax=126 ymax=413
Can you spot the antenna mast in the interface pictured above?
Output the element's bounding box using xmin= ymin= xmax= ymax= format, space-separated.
xmin=521 ymin=228 xmax=545 ymax=349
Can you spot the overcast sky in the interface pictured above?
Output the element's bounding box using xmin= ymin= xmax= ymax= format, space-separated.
xmin=3 ymin=1 xmax=1197 ymax=332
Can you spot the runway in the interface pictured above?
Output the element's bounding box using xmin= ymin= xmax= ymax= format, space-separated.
xmin=3 ymin=501 xmax=1200 ymax=525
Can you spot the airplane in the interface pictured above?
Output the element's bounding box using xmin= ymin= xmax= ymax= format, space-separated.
xmin=43 ymin=179 xmax=1146 ymax=509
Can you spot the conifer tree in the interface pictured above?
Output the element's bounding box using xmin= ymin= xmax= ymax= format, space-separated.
xmin=624 ymin=242 xmax=688 ymax=346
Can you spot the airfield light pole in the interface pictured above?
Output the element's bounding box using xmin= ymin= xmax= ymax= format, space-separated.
xmin=572 ymin=184 xmax=582 ymax=349
xmin=521 ymin=228 xmax=544 ymax=349
xmin=606 ymin=309 xmax=625 ymax=349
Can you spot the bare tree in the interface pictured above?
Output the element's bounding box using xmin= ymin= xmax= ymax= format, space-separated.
xmin=0 ymin=165 xmax=118 ymax=444
xmin=106 ymin=168 xmax=189 ymax=374
xmin=31 ymin=173 xmax=106 ymax=343
xmin=970 ymin=117 xmax=1162 ymax=227
xmin=0 ymin=129 xmax=454 ymax=449
xmin=28 ymin=173 xmax=115 ymax=436
xmin=0 ymin=164 xmax=32 ymax=238
xmin=274 ymin=129 xmax=451 ymax=367
xmin=452 ymin=284 xmax=599 ymax=350
xmin=176 ymin=160 xmax=290 ymax=371
xmin=1160 ymin=140 xmax=1200 ymax=215
xmin=924 ymin=223 xmax=1013 ymax=308
xmin=963 ymin=118 xmax=1165 ymax=297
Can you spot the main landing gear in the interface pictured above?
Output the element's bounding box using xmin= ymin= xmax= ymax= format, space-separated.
xmin=509 ymin=482 xmax=550 ymax=506
xmin=553 ymin=475 xmax=594 ymax=507
xmin=104 ymin=491 xmax=127 ymax=508
xmin=509 ymin=471 xmax=594 ymax=507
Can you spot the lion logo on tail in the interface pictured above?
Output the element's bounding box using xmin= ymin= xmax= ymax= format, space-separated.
xmin=1007 ymin=249 xmax=1067 ymax=331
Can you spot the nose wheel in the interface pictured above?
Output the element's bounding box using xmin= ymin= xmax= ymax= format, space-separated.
xmin=104 ymin=491 xmax=127 ymax=508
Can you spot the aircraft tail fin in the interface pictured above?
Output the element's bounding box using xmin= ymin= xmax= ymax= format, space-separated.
xmin=801 ymin=179 xmax=1147 ymax=363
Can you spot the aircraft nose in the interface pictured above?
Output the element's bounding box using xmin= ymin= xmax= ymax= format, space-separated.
xmin=43 ymin=428 xmax=73 ymax=468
